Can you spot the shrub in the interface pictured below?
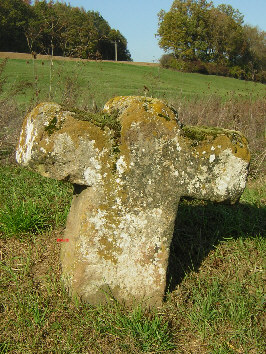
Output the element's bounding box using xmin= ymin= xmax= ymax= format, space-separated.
xmin=159 ymin=54 xmax=266 ymax=83
xmin=254 ymin=70 xmax=266 ymax=84
xmin=159 ymin=53 xmax=175 ymax=68
xmin=160 ymin=55 xmax=233 ymax=77
xmin=184 ymin=60 xmax=208 ymax=74
xmin=204 ymin=62 xmax=218 ymax=75
xmin=203 ymin=62 xmax=230 ymax=77
xmin=229 ymin=66 xmax=245 ymax=79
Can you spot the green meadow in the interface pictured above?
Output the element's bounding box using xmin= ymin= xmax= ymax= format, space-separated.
xmin=0 ymin=58 xmax=265 ymax=353
xmin=2 ymin=58 xmax=265 ymax=107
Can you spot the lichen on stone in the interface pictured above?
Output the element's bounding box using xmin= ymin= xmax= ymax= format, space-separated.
xmin=62 ymin=106 xmax=121 ymax=139
xmin=63 ymin=106 xmax=122 ymax=164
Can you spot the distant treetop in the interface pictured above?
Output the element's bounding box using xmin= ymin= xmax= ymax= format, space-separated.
xmin=157 ymin=0 xmax=265 ymax=82
xmin=0 ymin=0 xmax=132 ymax=61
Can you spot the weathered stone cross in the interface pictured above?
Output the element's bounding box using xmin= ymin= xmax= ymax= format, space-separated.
xmin=16 ymin=96 xmax=250 ymax=306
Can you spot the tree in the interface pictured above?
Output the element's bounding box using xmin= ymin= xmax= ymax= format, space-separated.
xmin=0 ymin=0 xmax=31 ymax=52
xmin=157 ymin=0 xmax=212 ymax=61
xmin=50 ymin=6 xmax=98 ymax=58
xmin=24 ymin=8 xmax=43 ymax=54
xmin=243 ymin=25 xmax=266 ymax=73
xmin=157 ymin=0 xmax=256 ymax=75
xmin=216 ymin=4 xmax=244 ymax=25
xmin=32 ymin=1 xmax=64 ymax=56
xmin=207 ymin=6 xmax=248 ymax=66
xmin=0 ymin=0 xmax=132 ymax=61
xmin=97 ymin=29 xmax=132 ymax=61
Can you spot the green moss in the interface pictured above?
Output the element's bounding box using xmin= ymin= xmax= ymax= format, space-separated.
xmin=181 ymin=125 xmax=226 ymax=141
xmin=44 ymin=116 xmax=60 ymax=135
xmin=63 ymin=107 xmax=120 ymax=134
xmin=157 ymin=113 xmax=170 ymax=121
xmin=63 ymin=106 xmax=122 ymax=160
xmin=181 ymin=125 xmax=247 ymax=146
xmin=181 ymin=124 xmax=250 ymax=161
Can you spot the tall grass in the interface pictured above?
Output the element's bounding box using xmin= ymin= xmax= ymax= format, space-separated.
xmin=170 ymin=95 xmax=266 ymax=178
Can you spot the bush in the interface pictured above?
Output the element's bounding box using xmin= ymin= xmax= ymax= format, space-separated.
xmin=159 ymin=54 xmax=175 ymax=69
xmin=229 ymin=66 xmax=245 ymax=79
xmin=184 ymin=60 xmax=208 ymax=74
xmin=159 ymin=55 xmax=232 ymax=77
xmin=254 ymin=70 xmax=266 ymax=84
xmin=204 ymin=62 xmax=230 ymax=77
xmin=159 ymin=54 xmax=266 ymax=83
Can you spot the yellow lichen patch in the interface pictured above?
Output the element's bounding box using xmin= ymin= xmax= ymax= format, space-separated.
xmin=37 ymin=135 xmax=55 ymax=157
xmin=181 ymin=125 xmax=250 ymax=163
xmin=105 ymin=96 xmax=176 ymax=121
xmin=47 ymin=114 xmax=106 ymax=151
xmin=36 ymin=164 xmax=50 ymax=177
xmin=103 ymin=98 xmax=180 ymax=179
xmin=97 ymin=235 xmax=122 ymax=264
xmin=214 ymin=134 xmax=250 ymax=162
xmin=118 ymin=99 xmax=178 ymax=141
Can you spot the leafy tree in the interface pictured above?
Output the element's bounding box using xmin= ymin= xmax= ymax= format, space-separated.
xmin=0 ymin=0 xmax=132 ymax=61
xmin=32 ymin=0 xmax=64 ymax=56
xmin=157 ymin=0 xmax=212 ymax=61
xmin=207 ymin=6 xmax=248 ymax=66
xmin=243 ymin=25 xmax=266 ymax=73
xmin=157 ymin=0 xmax=265 ymax=81
xmin=98 ymin=29 xmax=132 ymax=61
xmin=0 ymin=0 xmax=32 ymax=52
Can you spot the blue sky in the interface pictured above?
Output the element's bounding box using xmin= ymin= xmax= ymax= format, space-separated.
xmin=66 ymin=0 xmax=266 ymax=62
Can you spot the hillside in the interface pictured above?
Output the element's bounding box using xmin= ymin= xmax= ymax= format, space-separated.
xmin=0 ymin=54 xmax=264 ymax=109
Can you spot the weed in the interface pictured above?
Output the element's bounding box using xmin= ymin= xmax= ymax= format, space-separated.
xmin=0 ymin=58 xmax=8 ymax=94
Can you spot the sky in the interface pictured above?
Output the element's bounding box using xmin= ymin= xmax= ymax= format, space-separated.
xmin=66 ymin=0 xmax=266 ymax=62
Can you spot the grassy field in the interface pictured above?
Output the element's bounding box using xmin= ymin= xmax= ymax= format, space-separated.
xmin=0 ymin=58 xmax=265 ymax=353
xmin=1 ymin=58 xmax=265 ymax=108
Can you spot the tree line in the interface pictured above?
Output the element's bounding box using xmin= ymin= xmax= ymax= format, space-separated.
xmin=0 ymin=0 xmax=132 ymax=61
xmin=157 ymin=0 xmax=265 ymax=82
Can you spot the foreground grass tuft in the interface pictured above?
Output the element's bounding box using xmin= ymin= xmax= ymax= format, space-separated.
xmin=0 ymin=166 xmax=72 ymax=238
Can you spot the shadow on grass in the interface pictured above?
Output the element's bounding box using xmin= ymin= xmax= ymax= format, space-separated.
xmin=165 ymin=198 xmax=266 ymax=293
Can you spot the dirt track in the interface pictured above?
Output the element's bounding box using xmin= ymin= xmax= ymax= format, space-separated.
xmin=0 ymin=52 xmax=159 ymax=67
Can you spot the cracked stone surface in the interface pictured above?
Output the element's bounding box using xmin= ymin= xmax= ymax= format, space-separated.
xmin=16 ymin=96 xmax=250 ymax=306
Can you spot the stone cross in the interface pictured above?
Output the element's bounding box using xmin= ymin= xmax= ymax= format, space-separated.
xmin=16 ymin=96 xmax=250 ymax=307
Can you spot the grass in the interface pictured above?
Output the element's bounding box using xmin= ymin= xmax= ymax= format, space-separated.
xmin=0 ymin=167 xmax=265 ymax=352
xmin=0 ymin=166 xmax=72 ymax=238
xmin=170 ymin=234 xmax=265 ymax=352
xmin=1 ymin=58 xmax=265 ymax=109
xmin=0 ymin=57 xmax=265 ymax=352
